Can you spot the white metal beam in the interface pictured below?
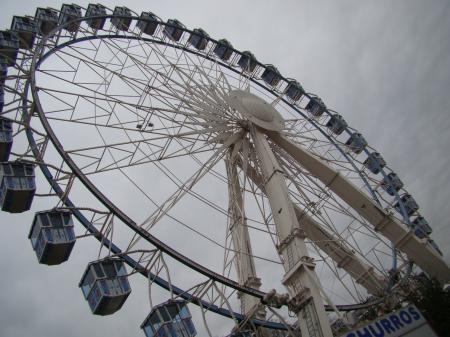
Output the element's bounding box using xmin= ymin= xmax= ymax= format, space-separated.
xmin=225 ymin=154 xmax=264 ymax=318
xmin=267 ymin=131 xmax=450 ymax=284
xmin=251 ymin=126 xmax=333 ymax=337
xmin=237 ymin=156 xmax=387 ymax=296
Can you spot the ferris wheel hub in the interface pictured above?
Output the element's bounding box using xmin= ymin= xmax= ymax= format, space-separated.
xmin=227 ymin=90 xmax=285 ymax=131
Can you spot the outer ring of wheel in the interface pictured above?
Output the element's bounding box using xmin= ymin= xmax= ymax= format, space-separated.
xmin=19 ymin=11 xmax=402 ymax=326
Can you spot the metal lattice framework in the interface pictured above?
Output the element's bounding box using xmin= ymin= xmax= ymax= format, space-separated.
xmin=1 ymin=4 xmax=449 ymax=337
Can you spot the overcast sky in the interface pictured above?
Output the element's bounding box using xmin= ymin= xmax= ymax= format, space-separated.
xmin=1 ymin=1 xmax=450 ymax=337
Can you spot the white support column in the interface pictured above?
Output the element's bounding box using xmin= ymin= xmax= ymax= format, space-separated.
xmin=225 ymin=153 xmax=265 ymax=319
xmin=251 ymin=127 xmax=333 ymax=337
xmin=236 ymin=156 xmax=387 ymax=296
xmin=267 ymin=131 xmax=450 ymax=284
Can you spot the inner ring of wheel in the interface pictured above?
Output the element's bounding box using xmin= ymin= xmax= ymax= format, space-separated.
xmin=27 ymin=15 xmax=384 ymax=315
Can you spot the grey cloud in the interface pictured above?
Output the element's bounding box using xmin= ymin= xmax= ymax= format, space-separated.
xmin=1 ymin=1 xmax=449 ymax=336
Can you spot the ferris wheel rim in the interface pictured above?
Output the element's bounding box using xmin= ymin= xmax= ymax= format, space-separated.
xmin=3 ymin=7 xmax=442 ymax=333
xmin=0 ymin=5 xmax=446 ymax=337
xmin=25 ymin=11 xmax=404 ymax=304
xmin=23 ymin=36 xmax=385 ymax=315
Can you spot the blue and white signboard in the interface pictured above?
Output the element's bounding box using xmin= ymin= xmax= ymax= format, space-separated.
xmin=341 ymin=304 xmax=438 ymax=337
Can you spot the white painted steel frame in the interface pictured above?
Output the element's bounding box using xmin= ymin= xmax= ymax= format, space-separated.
xmin=3 ymin=5 xmax=446 ymax=336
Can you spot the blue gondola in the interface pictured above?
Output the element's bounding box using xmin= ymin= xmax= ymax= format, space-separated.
xmin=0 ymin=161 xmax=35 ymax=213
xmin=237 ymin=51 xmax=257 ymax=73
xmin=326 ymin=114 xmax=347 ymax=135
xmin=59 ymin=4 xmax=82 ymax=32
xmin=0 ymin=30 xmax=19 ymax=66
xmin=137 ymin=12 xmax=159 ymax=36
xmin=381 ymin=172 xmax=403 ymax=196
xmin=11 ymin=16 xmax=37 ymax=50
xmin=0 ymin=117 xmax=13 ymax=161
xmin=163 ymin=19 xmax=185 ymax=42
xmin=111 ymin=6 xmax=132 ymax=31
xmin=305 ymin=96 xmax=326 ymax=117
xmin=285 ymin=80 xmax=304 ymax=101
xmin=345 ymin=132 xmax=367 ymax=154
xmin=79 ymin=258 xmax=131 ymax=315
xmin=213 ymin=39 xmax=233 ymax=61
xmin=394 ymin=194 xmax=419 ymax=216
xmin=364 ymin=152 xmax=386 ymax=174
xmin=85 ymin=3 xmax=107 ymax=30
xmin=141 ymin=300 xmax=197 ymax=337
xmin=261 ymin=65 xmax=281 ymax=87
xmin=412 ymin=216 xmax=432 ymax=239
xmin=188 ymin=28 xmax=209 ymax=50
xmin=29 ymin=209 xmax=76 ymax=265
xmin=35 ymin=7 xmax=58 ymax=36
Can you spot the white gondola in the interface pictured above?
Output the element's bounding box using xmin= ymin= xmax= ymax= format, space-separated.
xmin=345 ymin=132 xmax=367 ymax=154
xmin=326 ymin=113 xmax=347 ymax=135
xmin=364 ymin=152 xmax=386 ymax=174
xmin=285 ymin=80 xmax=305 ymax=101
xmin=381 ymin=172 xmax=403 ymax=196
xmin=394 ymin=194 xmax=419 ymax=216
xmin=188 ymin=28 xmax=209 ymax=51
xmin=213 ymin=39 xmax=233 ymax=61
xmin=111 ymin=6 xmax=132 ymax=31
xmin=305 ymin=95 xmax=327 ymax=117
xmin=163 ymin=19 xmax=185 ymax=42
xmin=237 ymin=51 xmax=258 ymax=73
xmin=35 ymin=7 xmax=58 ymax=36
xmin=0 ymin=30 xmax=19 ymax=66
xmin=59 ymin=4 xmax=82 ymax=32
xmin=137 ymin=12 xmax=159 ymax=36
xmin=261 ymin=64 xmax=281 ymax=87
xmin=85 ymin=3 xmax=107 ymax=30
xmin=11 ymin=16 xmax=37 ymax=49
xmin=412 ymin=216 xmax=432 ymax=239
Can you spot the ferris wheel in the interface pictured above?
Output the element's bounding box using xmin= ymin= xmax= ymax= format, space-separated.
xmin=1 ymin=4 xmax=449 ymax=337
